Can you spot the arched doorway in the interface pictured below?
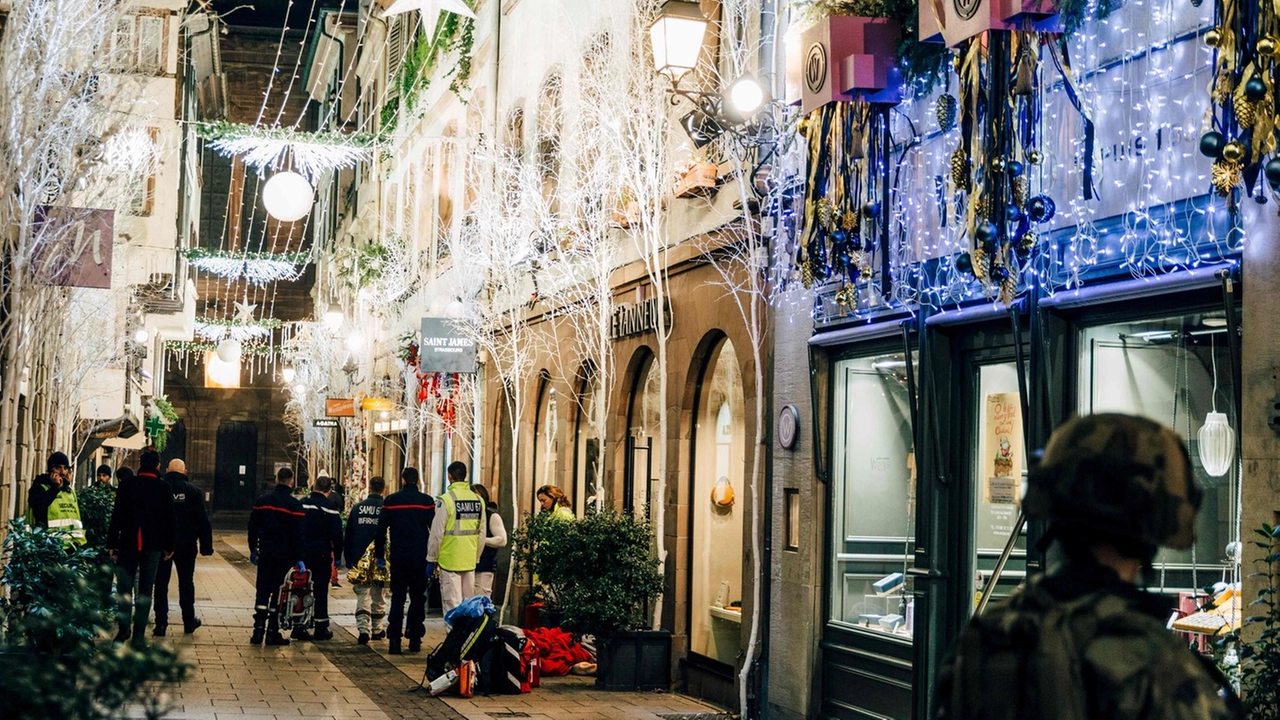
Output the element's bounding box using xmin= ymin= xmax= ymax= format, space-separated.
xmin=624 ymin=351 xmax=661 ymax=519
xmin=531 ymin=371 xmax=561 ymax=509
xmin=573 ymin=364 xmax=602 ymax=516
xmin=689 ymin=338 xmax=745 ymax=665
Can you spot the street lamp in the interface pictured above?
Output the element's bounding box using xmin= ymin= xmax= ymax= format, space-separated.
xmin=649 ymin=1 xmax=708 ymax=80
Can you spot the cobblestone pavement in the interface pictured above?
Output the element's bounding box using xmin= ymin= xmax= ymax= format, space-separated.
xmin=136 ymin=529 xmax=725 ymax=720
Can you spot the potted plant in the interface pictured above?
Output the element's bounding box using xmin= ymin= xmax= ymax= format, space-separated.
xmin=1240 ymin=522 xmax=1280 ymax=718
xmin=512 ymin=508 xmax=667 ymax=690
xmin=673 ymin=159 xmax=718 ymax=198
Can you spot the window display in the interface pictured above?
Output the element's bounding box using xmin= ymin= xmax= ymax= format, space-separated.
xmin=829 ymin=354 xmax=915 ymax=641
xmin=690 ymin=340 xmax=745 ymax=663
xmin=1078 ymin=313 xmax=1237 ymax=590
xmin=971 ymin=362 xmax=1027 ymax=610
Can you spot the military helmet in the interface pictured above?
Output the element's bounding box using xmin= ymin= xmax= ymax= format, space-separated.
xmin=1025 ymin=413 xmax=1202 ymax=550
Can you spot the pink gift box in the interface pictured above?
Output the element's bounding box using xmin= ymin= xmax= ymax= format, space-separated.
xmin=792 ymin=16 xmax=902 ymax=113
xmin=919 ymin=0 xmax=1060 ymax=47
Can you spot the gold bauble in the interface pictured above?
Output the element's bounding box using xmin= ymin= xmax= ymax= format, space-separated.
xmin=1259 ymin=37 xmax=1277 ymax=56
xmin=1028 ymin=149 xmax=1042 ymax=165
xmin=1020 ymin=232 xmax=1037 ymax=250
xmin=1222 ymin=140 xmax=1245 ymax=162
xmin=1205 ymin=28 xmax=1222 ymax=47
xmin=990 ymin=156 xmax=1007 ymax=173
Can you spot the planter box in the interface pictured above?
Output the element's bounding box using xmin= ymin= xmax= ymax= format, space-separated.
xmin=596 ymin=629 xmax=672 ymax=691
xmin=674 ymin=163 xmax=718 ymax=198
xmin=610 ymin=200 xmax=642 ymax=228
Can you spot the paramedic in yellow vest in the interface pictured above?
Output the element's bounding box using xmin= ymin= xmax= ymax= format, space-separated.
xmin=426 ymin=461 xmax=485 ymax=617
xmin=26 ymin=451 xmax=87 ymax=547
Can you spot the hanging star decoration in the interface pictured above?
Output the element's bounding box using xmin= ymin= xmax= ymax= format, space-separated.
xmin=234 ymin=301 xmax=258 ymax=323
xmin=383 ymin=0 xmax=477 ymax=25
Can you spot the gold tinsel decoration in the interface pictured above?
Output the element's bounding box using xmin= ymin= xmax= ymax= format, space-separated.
xmin=841 ymin=209 xmax=859 ymax=231
xmin=950 ymin=148 xmax=970 ymax=191
xmin=1211 ymin=159 xmax=1243 ymax=196
xmin=1012 ymin=176 xmax=1029 ymax=208
xmin=1213 ymin=72 xmax=1236 ymax=105
xmin=834 ymin=283 xmax=856 ymax=307
xmin=800 ymin=261 xmax=815 ymax=289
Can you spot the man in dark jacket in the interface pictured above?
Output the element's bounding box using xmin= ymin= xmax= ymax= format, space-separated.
xmin=375 ymin=467 xmax=435 ymax=655
xmin=106 ymin=449 xmax=176 ymax=647
xmin=26 ymin=451 xmax=87 ymax=547
xmin=300 ymin=475 xmax=343 ymax=641
xmin=345 ymin=475 xmax=387 ymax=644
xmin=153 ymin=459 xmax=213 ymax=636
xmin=248 ymin=466 xmax=306 ymax=646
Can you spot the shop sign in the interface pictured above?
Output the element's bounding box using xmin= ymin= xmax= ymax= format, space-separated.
xmin=361 ymin=397 xmax=394 ymax=411
xmin=325 ymin=398 xmax=356 ymax=417
xmin=610 ymin=298 xmax=673 ymax=341
xmin=33 ymin=206 xmax=114 ymax=288
xmin=314 ymin=418 xmax=340 ymax=428
xmin=420 ymin=317 xmax=477 ymax=374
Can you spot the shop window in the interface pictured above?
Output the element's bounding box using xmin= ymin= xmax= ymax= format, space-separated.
xmin=1078 ymin=312 xmax=1237 ymax=590
xmin=829 ymin=354 xmax=916 ymax=641
xmin=532 ymin=375 xmax=561 ymax=507
xmin=971 ymin=362 xmax=1028 ymax=609
xmin=625 ymin=355 xmax=661 ymax=519
xmin=691 ymin=340 xmax=745 ymax=663
xmin=574 ymin=373 xmax=602 ymax=515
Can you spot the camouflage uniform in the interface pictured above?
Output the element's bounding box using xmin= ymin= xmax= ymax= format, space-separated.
xmin=935 ymin=414 xmax=1241 ymax=719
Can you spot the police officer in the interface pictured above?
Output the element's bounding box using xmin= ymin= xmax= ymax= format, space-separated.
xmin=300 ymin=475 xmax=343 ymax=641
xmin=935 ymin=413 xmax=1242 ymax=719
xmin=247 ymin=466 xmax=305 ymax=646
xmin=346 ymin=475 xmax=389 ymax=644
xmin=26 ymin=451 xmax=86 ymax=547
xmin=427 ymin=461 xmax=485 ymax=618
xmin=374 ymin=467 xmax=434 ymax=655
xmin=153 ymin=459 xmax=213 ymax=636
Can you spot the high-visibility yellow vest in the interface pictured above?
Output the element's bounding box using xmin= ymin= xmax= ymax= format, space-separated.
xmin=47 ymin=489 xmax=87 ymax=547
xmin=438 ymin=482 xmax=484 ymax=572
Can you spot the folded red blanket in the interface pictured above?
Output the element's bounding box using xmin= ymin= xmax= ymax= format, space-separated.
xmin=525 ymin=627 xmax=593 ymax=676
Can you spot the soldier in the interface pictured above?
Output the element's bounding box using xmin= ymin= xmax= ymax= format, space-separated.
xmin=935 ymin=413 xmax=1242 ymax=719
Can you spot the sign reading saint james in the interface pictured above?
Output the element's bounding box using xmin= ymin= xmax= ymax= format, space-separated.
xmin=420 ymin=317 xmax=477 ymax=374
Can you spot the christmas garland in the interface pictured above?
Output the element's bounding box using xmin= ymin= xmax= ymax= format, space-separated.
xmin=197 ymin=121 xmax=377 ymax=179
xmin=164 ymin=340 xmax=281 ymax=358
xmin=380 ymin=13 xmax=477 ymax=134
xmin=182 ymin=247 xmax=310 ymax=284
xmin=147 ymin=395 xmax=180 ymax=452
xmin=194 ymin=316 xmax=284 ymax=342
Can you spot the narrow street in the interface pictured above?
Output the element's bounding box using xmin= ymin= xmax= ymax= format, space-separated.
xmin=140 ymin=527 xmax=725 ymax=720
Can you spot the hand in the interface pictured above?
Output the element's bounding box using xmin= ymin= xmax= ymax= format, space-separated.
xmin=249 ymin=551 xmax=258 ymax=566
xmin=425 ymin=562 xmax=436 ymax=579
xmin=200 ymin=545 xmax=214 ymax=557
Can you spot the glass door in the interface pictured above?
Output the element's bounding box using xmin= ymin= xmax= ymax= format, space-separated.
xmin=970 ymin=362 xmax=1028 ymax=612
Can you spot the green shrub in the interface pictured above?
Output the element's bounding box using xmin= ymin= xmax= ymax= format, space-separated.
xmin=0 ymin=520 xmax=188 ymax=719
xmin=1242 ymin=523 xmax=1280 ymax=720
xmin=512 ymin=508 xmax=662 ymax=634
xmin=78 ymin=483 xmax=116 ymax=549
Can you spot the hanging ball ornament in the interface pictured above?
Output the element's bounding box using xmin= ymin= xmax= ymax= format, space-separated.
xmin=1259 ymin=37 xmax=1278 ymax=56
xmin=1020 ymin=232 xmax=1038 ymax=251
xmin=1007 ymin=160 xmax=1025 ymax=177
xmin=1265 ymin=157 xmax=1280 ymax=188
xmin=1245 ymin=77 xmax=1268 ymax=101
xmin=262 ymin=171 xmax=315 ymax=222
xmin=1222 ymin=140 xmax=1246 ymax=163
xmin=975 ymin=220 xmax=999 ymax=244
xmin=862 ymin=201 xmax=881 ymax=218
xmin=215 ymin=338 xmax=242 ymax=364
xmin=1204 ymin=28 xmax=1222 ymax=47
xmin=1006 ymin=203 xmax=1023 ymax=221
xmin=991 ymin=264 xmax=1011 ymax=283
xmin=1028 ymin=149 xmax=1042 ymax=165
xmin=955 ymin=252 xmax=974 ymax=274
xmin=1027 ymin=195 xmax=1056 ymax=223
xmin=1199 ymin=131 xmax=1226 ymax=158
xmin=990 ymin=156 xmax=1007 ymax=174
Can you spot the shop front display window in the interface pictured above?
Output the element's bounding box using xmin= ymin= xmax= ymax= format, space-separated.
xmin=574 ymin=378 xmax=602 ymax=516
xmin=691 ymin=340 xmax=745 ymax=663
xmin=625 ymin=356 xmax=662 ymax=520
xmin=1078 ymin=313 xmax=1237 ymax=591
xmin=971 ymin=362 xmax=1028 ymax=610
xmin=829 ymin=354 xmax=916 ymax=641
xmin=532 ymin=377 xmax=561 ymax=506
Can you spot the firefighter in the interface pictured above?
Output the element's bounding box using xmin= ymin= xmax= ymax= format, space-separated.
xmin=247 ymin=466 xmax=305 ymax=646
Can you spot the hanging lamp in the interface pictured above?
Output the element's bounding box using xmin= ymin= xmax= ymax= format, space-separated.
xmin=1198 ymin=333 xmax=1235 ymax=477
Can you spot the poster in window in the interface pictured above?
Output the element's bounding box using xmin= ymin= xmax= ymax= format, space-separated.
xmin=982 ymin=392 xmax=1023 ymax=505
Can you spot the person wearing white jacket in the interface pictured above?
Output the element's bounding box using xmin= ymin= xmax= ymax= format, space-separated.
xmin=471 ymin=484 xmax=507 ymax=599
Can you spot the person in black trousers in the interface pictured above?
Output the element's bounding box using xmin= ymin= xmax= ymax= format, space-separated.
xmin=300 ymin=475 xmax=343 ymax=641
xmin=247 ymin=466 xmax=305 ymax=646
xmin=374 ymin=467 xmax=435 ymax=655
xmin=153 ymin=459 xmax=213 ymax=636
xmin=106 ymin=449 xmax=175 ymax=647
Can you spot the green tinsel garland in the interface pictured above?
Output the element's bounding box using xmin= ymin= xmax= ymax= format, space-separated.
xmin=165 ymin=341 xmax=281 ymax=357
xmin=195 ymin=121 xmax=376 ymax=150
xmin=195 ymin=316 xmax=284 ymax=330
xmin=182 ymin=248 xmax=310 ymax=264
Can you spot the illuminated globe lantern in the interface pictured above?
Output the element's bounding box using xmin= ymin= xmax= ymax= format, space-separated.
xmin=262 ymin=171 xmax=314 ymax=222
xmin=1197 ymin=411 xmax=1235 ymax=478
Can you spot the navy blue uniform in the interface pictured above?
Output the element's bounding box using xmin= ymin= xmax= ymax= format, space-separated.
xmin=248 ymin=484 xmax=305 ymax=637
xmin=301 ymin=491 xmax=343 ymax=632
xmin=375 ymin=487 xmax=435 ymax=644
xmin=345 ymin=494 xmax=384 ymax=568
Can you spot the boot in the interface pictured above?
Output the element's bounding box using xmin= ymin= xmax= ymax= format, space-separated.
xmin=388 ymin=638 xmax=402 ymax=655
xmin=114 ymin=624 xmax=132 ymax=644
xmin=184 ymin=618 xmax=203 ymax=635
xmin=357 ymin=632 xmax=370 ymax=645
xmin=153 ymin=624 xmax=167 ymax=637
xmin=264 ymin=633 xmax=290 ymax=646
xmin=313 ymin=623 xmax=333 ymax=641
xmin=408 ymin=638 xmax=421 ymax=653
xmin=292 ymin=626 xmax=313 ymax=641
xmin=250 ymin=610 xmax=267 ymax=646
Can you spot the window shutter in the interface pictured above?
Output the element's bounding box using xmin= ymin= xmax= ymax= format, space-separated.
xmin=386 ymin=16 xmax=405 ymax=96
xmin=136 ymin=16 xmax=164 ymax=74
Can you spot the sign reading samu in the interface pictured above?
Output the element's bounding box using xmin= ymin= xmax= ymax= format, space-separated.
xmin=420 ymin=317 xmax=477 ymax=374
